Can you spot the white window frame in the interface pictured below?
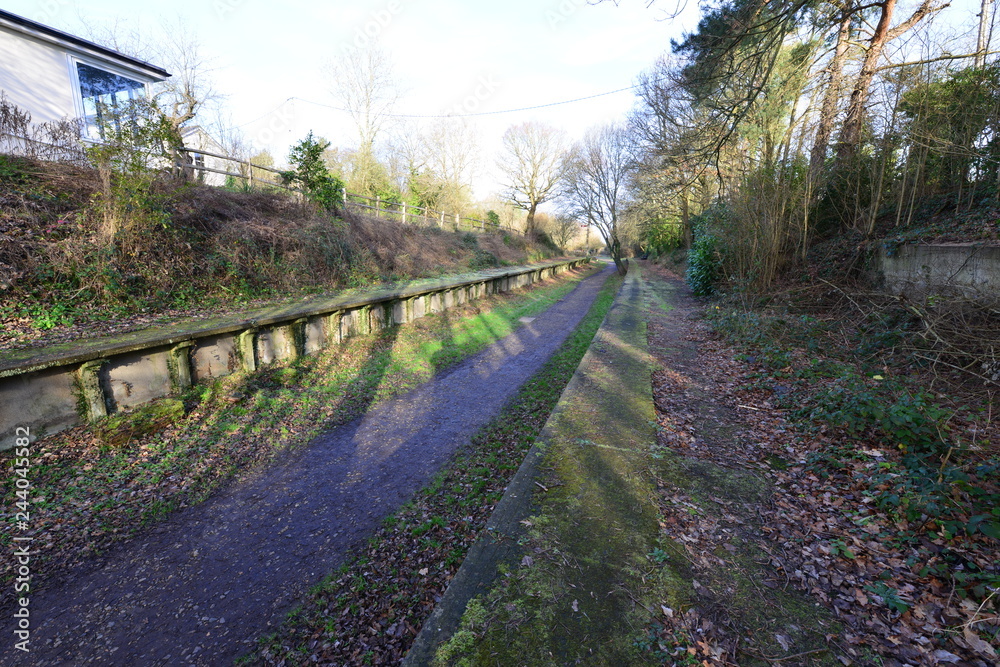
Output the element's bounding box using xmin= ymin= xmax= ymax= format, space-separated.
xmin=67 ymin=55 xmax=151 ymax=142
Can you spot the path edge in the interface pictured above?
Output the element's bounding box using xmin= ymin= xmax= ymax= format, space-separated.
xmin=402 ymin=262 xmax=652 ymax=666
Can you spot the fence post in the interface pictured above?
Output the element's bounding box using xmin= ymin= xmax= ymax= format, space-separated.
xmin=439 ymin=211 xmax=445 ymax=228
xmin=402 ymin=202 xmax=407 ymax=225
xmin=455 ymin=213 xmax=460 ymax=231
xmin=375 ymin=196 xmax=380 ymax=219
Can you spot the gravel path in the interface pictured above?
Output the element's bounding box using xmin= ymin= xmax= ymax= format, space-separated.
xmin=4 ymin=264 xmax=613 ymax=667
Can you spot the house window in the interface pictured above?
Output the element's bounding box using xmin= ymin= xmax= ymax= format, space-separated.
xmin=76 ymin=62 xmax=146 ymax=140
xmin=192 ymin=152 xmax=206 ymax=182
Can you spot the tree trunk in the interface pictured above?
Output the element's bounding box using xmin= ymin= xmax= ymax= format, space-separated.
xmin=977 ymin=0 xmax=992 ymax=68
xmin=837 ymin=0 xmax=941 ymax=164
xmin=608 ymin=235 xmax=628 ymax=275
xmin=526 ymin=202 xmax=538 ymax=236
xmin=809 ymin=5 xmax=852 ymax=190
xmin=838 ymin=0 xmax=898 ymax=164
xmin=681 ymin=189 xmax=692 ymax=250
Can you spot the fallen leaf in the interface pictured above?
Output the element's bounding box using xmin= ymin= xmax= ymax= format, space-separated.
xmin=932 ymin=649 xmax=962 ymax=663
xmin=963 ymin=626 xmax=997 ymax=658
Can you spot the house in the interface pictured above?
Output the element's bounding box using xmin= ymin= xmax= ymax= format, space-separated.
xmin=0 ymin=9 xmax=170 ymax=143
xmin=180 ymin=125 xmax=230 ymax=187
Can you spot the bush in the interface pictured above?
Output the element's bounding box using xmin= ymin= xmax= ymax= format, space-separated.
xmin=794 ymin=372 xmax=953 ymax=457
xmin=284 ymin=131 xmax=344 ymax=213
xmin=644 ymin=219 xmax=684 ymax=258
xmin=686 ymin=233 xmax=721 ymax=296
xmin=685 ymin=204 xmax=729 ymax=296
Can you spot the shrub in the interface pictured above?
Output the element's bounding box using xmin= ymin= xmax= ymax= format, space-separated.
xmin=794 ymin=373 xmax=953 ymax=457
xmin=686 ymin=233 xmax=720 ymax=296
xmin=284 ymin=131 xmax=344 ymax=213
xmin=685 ymin=204 xmax=728 ymax=296
xmin=82 ymin=97 xmax=175 ymax=242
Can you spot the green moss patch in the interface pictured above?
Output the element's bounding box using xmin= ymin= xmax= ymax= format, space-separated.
xmin=437 ymin=265 xmax=682 ymax=665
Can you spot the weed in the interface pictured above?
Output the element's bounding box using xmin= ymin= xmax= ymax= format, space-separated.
xmin=863 ymin=581 xmax=910 ymax=615
xmin=0 ymin=154 xmax=31 ymax=185
xmin=648 ymin=547 xmax=671 ymax=564
xmin=829 ymin=539 xmax=856 ymax=559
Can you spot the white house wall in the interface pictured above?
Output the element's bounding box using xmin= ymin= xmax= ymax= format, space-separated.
xmin=182 ymin=128 xmax=229 ymax=187
xmin=0 ymin=27 xmax=76 ymax=125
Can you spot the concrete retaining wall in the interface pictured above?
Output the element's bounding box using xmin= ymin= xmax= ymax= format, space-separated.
xmin=880 ymin=244 xmax=1000 ymax=298
xmin=0 ymin=259 xmax=587 ymax=450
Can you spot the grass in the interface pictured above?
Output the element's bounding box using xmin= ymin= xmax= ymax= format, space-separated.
xmin=0 ymin=265 xmax=597 ymax=579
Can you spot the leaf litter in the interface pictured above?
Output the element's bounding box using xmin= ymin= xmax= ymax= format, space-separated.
xmin=642 ymin=262 xmax=998 ymax=666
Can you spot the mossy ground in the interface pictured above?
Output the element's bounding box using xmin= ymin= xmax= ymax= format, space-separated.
xmin=436 ymin=265 xmax=671 ymax=665
xmin=437 ymin=263 xmax=846 ymax=666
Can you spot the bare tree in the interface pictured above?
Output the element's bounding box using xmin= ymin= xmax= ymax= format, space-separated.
xmin=83 ymin=16 xmax=219 ymax=176
xmin=550 ymin=213 xmax=582 ymax=250
xmin=326 ymin=44 xmax=398 ymax=195
xmin=386 ymin=119 xmax=429 ymax=197
xmin=423 ymin=117 xmax=479 ymax=213
xmin=835 ymin=0 xmax=949 ymax=165
xmin=385 ymin=118 xmax=478 ymax=213
xmin=561 ymin=123 xmax=637 ymax=275
xmin=497 ymin=122 xmax=567 ymax=236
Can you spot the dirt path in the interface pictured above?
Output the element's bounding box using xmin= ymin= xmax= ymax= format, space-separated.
xmin=3 ymin=265 xmax=614 ymax=667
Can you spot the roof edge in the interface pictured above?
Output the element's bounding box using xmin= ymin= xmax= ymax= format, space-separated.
xmin=0 ymin=9 xmax=171 ymax=80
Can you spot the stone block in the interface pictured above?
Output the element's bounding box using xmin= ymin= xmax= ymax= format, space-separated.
xmin=192 ymin=334 xmax=240 ymax=383
xmin=105 ymin=349 xmax=172 ymax=412
xmin=0 ymin=367 xmax=80 ymax=449
xmin=429 ymin=292 xmax=443 ymax=313
xmin=257 ymin=325 xmax=297 ymax=365
xmin=340 ymin=307 xmax=370 ymax=339
xmin=304 ymin=316 xmax=327 ymax=355
xmin=392 ymin=298 xmax=411 ymax=325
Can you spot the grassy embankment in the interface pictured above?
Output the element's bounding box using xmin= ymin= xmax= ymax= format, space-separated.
xmin=0 ymin=153 xmax=556 ymax=348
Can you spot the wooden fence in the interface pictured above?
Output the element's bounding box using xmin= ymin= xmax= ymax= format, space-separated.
xmin=176 ymin=147 xmax=503 ymax=234
xmin=0 ymin=132 xmax=87 ymax=165
xmin=0 ymin=136 xmax=506 ymax=234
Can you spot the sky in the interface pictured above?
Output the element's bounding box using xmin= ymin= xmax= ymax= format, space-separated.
xmin=0 ymin=0 xmax=988 ymax=199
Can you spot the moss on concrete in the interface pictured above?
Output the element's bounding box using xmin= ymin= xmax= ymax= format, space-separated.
xmin=0 ymin=260 xmax=586 ymax=376
xmin=436 ymin=264 xmax=683 ymax=665
xmin=94 ymin=397 xmax=186 ymax=448
xmin=436 ymin=263 xmax=842 ymax=666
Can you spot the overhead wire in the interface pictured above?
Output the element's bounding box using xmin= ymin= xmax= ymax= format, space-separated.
xmin=237 ymin=80 xmax=646 ymax=127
